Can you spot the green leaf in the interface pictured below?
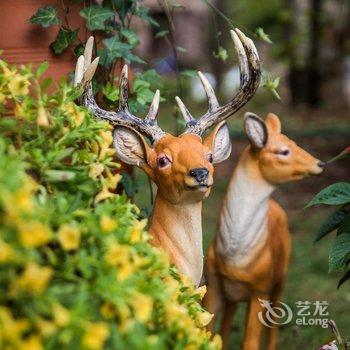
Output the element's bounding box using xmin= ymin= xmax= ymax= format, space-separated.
xmin=121 ymin=173 xmax=137 ymax=197
xmin=51 ymin=27 xmax=79 ymax=54
xmin=181 ymin=69 xmax=198 ymax=78
xmin=315 ymin=207 xmax=348 ymax=242
xmin=262 ymin=71 xmax=281 ymax=100
xmin=102 ymin=83 xmax=119 ymax=102
xmin=213 ymin=46 xmax=228 ymax=62
xmin=99 ymin=37 xmax=133 ymax=67
xmin=121 ymin=28 xmax=139 ymax=46
xmin=155 ymin=30 xmax=169 ymax=39
xmin=329 ymin=232 xmax=350 ymax=270
xmin=44 ymin=169 xmax=76 ymax=182
xmin=255 ymin=27 xmax=273 ymax=44
xmin=36 ymin=61 xmax=49 ymax=78
xmin=29 ymin=5 xmax=61 ymax=28
xmin=306 ymin=182 xmax=350 ymax=207
xmin=338 ymin=269 xmax=350 ymax=288
xmin=135 ymin=6 xmax=159 ymax=27
xmin=80 ymin=6 xmax=114 ymax=30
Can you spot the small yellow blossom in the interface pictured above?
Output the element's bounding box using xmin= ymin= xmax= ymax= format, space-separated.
xmin=52 ymin=303 xmax=70 ymax=327
xmin=0 ymin=91 xmax=6 ymax=103
xmin=17 ymin=262 xmax=53 ymax=294
xmin=98 ymin=131 xmax=115 ymax=159
xmin=118 ymin=318 xmax=135 ymax=334
xmin=212 ymin=334 xmax=222 ymax=349
xmin=0 ymin=239 xmax=14 ymax=263
xmin=37 ymin=105 xmax=49 ymax=127
xmin=129 ymin=219 xmax=147 ymax=243
xmin=57 ymin=224 xmax=81 ymax=251
xmin=0 ymin=306 xmax=29 ymax=340
xmin=19 ymin=334 xmax=43 ymax=350
xmin=66 ymin=102 xmax=85 ymax=126
xmin=197 ymin=311 xmax=213 ymax=327
xmin=117 ymin=264 xmax=133 ymax=281
xmin=100 ymin=302 xmax=116 ymax=319
xmin=194 ymin=285 xmax=207 ymax=299
xmin=18 ymin=221 xmax=52 ymax=248
xmin=100 ymin=216 xmax=118 ymax=233
xmin=14 ymin=102 xmax=25 ymax=118
xmin=8 ymin=74 xmax=30 ymax=96
xmin=82 ymin=322 xmax=109 ymax=350
xmin=94 ymin=185 xmax=115 ymax=204
xmin=89 ymin=163 xmax=104 ymax=179
xmin=36 ymin=318 xmax=57 ymax=337
xmin=105 ymin=170 xmax=121 ymax=190
xmin=132 ymin=293 xmax=153 ymax=323
xmin=105 ymin=243 xmax=129 ymax=266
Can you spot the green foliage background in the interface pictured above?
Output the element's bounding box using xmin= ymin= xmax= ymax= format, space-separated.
xmin=0 ymin=61 xmax=221 ymax=350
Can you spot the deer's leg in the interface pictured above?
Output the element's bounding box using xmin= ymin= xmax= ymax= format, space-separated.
xmin=265 ymin=282 xmax=285 ymax=350
xmin=220 ymin=301 xmax=237 ymax=350
xmin=242 ymin=296 xmax=264 ymax=350
xmin=203 ymin=270 xmax=223 ymax=333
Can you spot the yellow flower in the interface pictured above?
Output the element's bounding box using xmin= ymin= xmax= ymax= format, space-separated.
xmin=52 ymin=303 xmax=70 ymax=327
xmin=14 ymin=102 xmax=25 ymax=118
xmin=129 ymin=219 xmax=147 ymax=243
xmin=0 ymin=306 xmax=29 ymax=340
xmin=0 ymin=239 xmax=14 ymax=263
xmin=211 ymin=334 xmax=222 ymax=349
xmin=100 ymin=302 xmax=116 ymax=319
xmin=105 ymin=243 xmax=129 ymax=266
xmin=98 ymin=131 xmax=115 ymax=159
xmin=197 ymin=311 xmax=213 ymax=327
xmin=36 ymin=318 xmax=57 ymax=337
xmin=18 ymin=221 xmax=52 ymax=248
xmin=37 ymin=105 xmax=49 ymax=127
xmin=105 ymin=170 xmax=121 ymax=190
xmin=8 ymin=74 xmax=30 ymax=96
xmin=132 ymin=293 xmax=153 ymax=323
xmin=194 ymin=285 xmax=207 ymax=299
xmin=89 ymin=163 xmax=104 ymax=179
xmin=57 ymin=224 xmax=81 ymax=251
xmin=100 ymin=216 xmax=118 ymax=233
xmin=0 ymin=91 xmax=6 ymax=103
xmin=117 ymin=264 xmax=133 ymax=281
xmin=94 ymin=185 xmax=115 ymax=204
xmin=17 ymin=262 xmax=53 ymax=294
xmin=82 ymin=322 xmax=109 ymax=350
xmin=19 ymin=334 xmax=43 ymax=350
xmin=65 ymin=102 xmax=85 ymax=126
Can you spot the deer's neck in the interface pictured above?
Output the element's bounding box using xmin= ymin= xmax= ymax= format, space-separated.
xmin=216 ymin=148 xmax=275 ymax=265
xmin=149 ymin=192 xmax=203 ymax=286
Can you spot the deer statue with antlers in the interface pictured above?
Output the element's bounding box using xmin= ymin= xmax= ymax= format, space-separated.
xmin=203 ymin=112 xmax=326 ymax=349
xmin=74 ymin=29 xmax=261 ymax=287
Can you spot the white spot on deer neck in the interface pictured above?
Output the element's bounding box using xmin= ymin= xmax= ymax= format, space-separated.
xmin=216 ymin=149 xmax=275 ymax=266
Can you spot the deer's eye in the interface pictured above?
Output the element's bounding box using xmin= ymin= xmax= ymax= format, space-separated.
xmin=276 ymin=149 xmax=290 ymax=156
xmin=206 ymin=153 xmax=213 ymax=163
xmin=157 ymin=156 xmax=171 ymax=168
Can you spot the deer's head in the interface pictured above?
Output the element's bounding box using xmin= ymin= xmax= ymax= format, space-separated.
xmin=244 ymin=112 xmax=325 ymax=184
xmin=75 ymin=30 xmax=261 ymax=205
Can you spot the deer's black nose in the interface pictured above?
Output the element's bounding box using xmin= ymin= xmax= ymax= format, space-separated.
xmin=189 ymin=168 xmax=209 ymax=183
xmin=318 ymin=161 xmax=326 ymax=169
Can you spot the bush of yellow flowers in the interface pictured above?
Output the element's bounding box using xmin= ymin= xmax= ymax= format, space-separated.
xmin=0 ymin=60 xmax=221 ymax=350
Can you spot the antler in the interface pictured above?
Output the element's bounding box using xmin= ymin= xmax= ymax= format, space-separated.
xmin=176 ymin=28 xmax=261 ymax=137
xmin=74 ymin=37 xmax=165 ymax=144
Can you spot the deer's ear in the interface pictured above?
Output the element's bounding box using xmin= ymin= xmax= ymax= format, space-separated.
xmin=244 ymin=112 xmax=268 ymax=149
xmin=203 ymin=121 xmax=232 ymax=164
xmin=113 ymin=126 xmax=153 ymax=167
xmin=265 ymin=113 xmax=281 ymax=134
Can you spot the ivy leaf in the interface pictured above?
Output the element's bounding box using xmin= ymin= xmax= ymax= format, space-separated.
xmin=329 ymin=232 xmax=350 ymax=270
xmin=102 ymin=83 xmax=119 ymax=102
xmin=29 ymin=5 xmax=61 ymax=28
xmin=255 ymin=27 xmax=273 ymax=44
xmin=114 ymin=0 xmax=134 ymax=19
xmin=155 ymin=30 xmax=169 ymax=39
xmin=213 ymin=46 xmax=228 ymax=62
xmin=80 ymin=6 xmax=114 ymax=30
xmin=306 ymin=182 xmax=350 ymax=208
xmin=135 ymin=6 xmax=159 ymax=27
xmin=262 ymin=71 xmax=281 ymax=100
xmin=121 ymin=28 xmax=139 ymax=46
xmin=121 ymin=173 xmax=137 ymax=197
xmin=338 ymin=269 xmax=350 ymax=288
xmin=315 ymin=208 xmax=348 ymax=242
xmin=51 ymin=27 xmax=79 ymax=54
xmin=181 ymin=69 xmax=198 ymax=78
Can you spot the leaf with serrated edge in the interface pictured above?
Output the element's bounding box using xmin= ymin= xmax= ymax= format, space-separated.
xmin=306 ymin=182 xmax=350 ymax=207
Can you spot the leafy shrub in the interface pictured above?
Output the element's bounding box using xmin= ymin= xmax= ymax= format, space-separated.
xmin=0 ymin=60 xmax=221 ymax=349
xmin=306 ymin=148 xmax=350 ymax=288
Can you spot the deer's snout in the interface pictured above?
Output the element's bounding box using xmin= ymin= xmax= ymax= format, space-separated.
xmin=189 ymin=168 xmax=209 ymax=183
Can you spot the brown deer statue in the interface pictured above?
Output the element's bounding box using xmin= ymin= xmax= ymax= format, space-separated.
xmin=74 ymin=30 xmax=261 ymax=287
xmin=203 ymin=112 xmax=326 ymax=349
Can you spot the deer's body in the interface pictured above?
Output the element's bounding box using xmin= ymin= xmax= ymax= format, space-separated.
xmin=75 ymin=30 xmax=261 ymax=286
xmin=204 ymin=113 xmax=325 ymax=349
